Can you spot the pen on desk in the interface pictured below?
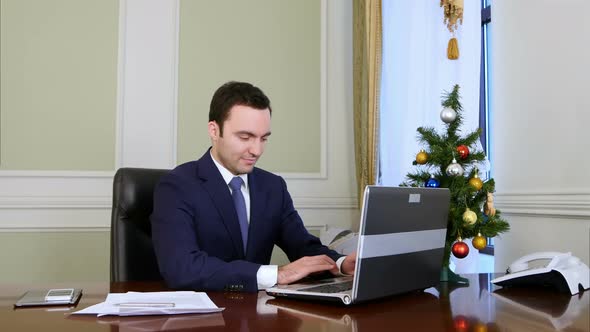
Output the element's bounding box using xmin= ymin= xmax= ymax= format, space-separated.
xmin=115 ymin=302 xmax=175 ymax=308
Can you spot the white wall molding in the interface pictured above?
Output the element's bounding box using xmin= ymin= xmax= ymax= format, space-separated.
xmin=295 ymin=197 xmax=357 ymax=210
xmin=0 ymin=171 xmax=113 ymax=178
xmin=0 ymin=172 xmax=113 ymax=200
xmin=0 ymin=196 xmax=110 ymax=209
xmin=117 ymin=0 xmax=179 ymax=169
xmin=114 ymin=0 xmax=127 ymax=169
xmin=0 ymin=227 xmax=111 ymax=233
xmin=0 ymin=194 xmax=356 ymax=211
xmin=0 ymin=225 xmax=329 ymax=234
xmin=495 ymin=190 xmax=590 ymax=218
xmin=0 ymin=196 xmax=356 ymax=231
xmin=0 ymin=171 xmax=113 ymax=229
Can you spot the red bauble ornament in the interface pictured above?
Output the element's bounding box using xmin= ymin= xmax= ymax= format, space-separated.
xmin=453 ymin=315 xmax=469 ymax=332
xmin=452 ymin=240 xmax=469 ymax=259
xmin=456 ymin=145 xmax=470 ymax=159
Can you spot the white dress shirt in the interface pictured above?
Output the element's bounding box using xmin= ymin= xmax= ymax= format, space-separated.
xmin=210 ymin=152 xmax=345 ymax=289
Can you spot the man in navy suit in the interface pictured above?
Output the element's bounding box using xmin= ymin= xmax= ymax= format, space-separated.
xmin=151 ymin=81 xmax=356 ymax=292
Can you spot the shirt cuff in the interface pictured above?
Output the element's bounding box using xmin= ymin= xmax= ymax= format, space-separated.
xmin=257 ymin=265 xmax=278 ymax=290
xmin=336 ymin=256 xmax=348 ymax=276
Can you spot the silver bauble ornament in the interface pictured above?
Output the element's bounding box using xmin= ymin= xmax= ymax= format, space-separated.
xmin=440 ymin=107 xmax=457 ymax=123
xmin=446 ymin=158 xmax=464 ymax=176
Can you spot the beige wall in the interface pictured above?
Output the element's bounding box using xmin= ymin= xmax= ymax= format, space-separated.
xmin=0 ymin=0 xmax=118 ymax=171
xmin=491 ymin=0 xmax=590 ymax=268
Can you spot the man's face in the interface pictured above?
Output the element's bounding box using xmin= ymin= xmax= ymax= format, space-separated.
xmin=209 ymin=105 xmax=271 ymax=175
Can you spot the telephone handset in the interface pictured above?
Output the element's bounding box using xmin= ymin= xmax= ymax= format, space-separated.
xmin=492 ymin=251 xmax=589 ymax=295
xmin=507 ymin=252 xmax=580 ymax=273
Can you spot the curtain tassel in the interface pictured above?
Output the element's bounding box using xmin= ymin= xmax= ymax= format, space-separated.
xmin=447 ymin=37 xmax=459 ymax=60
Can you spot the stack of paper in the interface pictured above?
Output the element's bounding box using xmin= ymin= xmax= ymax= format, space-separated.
xmin=72 ymin=291 xmax=224 ymax=317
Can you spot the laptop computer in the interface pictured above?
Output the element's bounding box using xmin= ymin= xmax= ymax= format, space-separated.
xmin=266 ymin=186 xmax=450 ymax=305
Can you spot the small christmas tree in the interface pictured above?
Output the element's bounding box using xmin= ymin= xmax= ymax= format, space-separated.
xmin=402 ymin=84 xmax=509 ymax=283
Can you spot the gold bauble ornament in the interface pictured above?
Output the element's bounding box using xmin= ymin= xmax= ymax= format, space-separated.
xmin=469 ymin=174 xmax=483 ymax=191
xmin=472 ymin=233 xmax=487 ymax=250
xmin=462 ymin=208 xmax=477 ymax=224
xmin=416 ymin=150 xmax=429 ymax=165
xmin=472 ymin=322 xmax=488 ymax=332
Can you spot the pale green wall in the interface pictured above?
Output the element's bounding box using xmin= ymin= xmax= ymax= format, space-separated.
xmin=0 ymin=230 xmax=319 ymax=283
xmin=0 ymin=0 xmax=325 ymax=283
xmin=269 ymin=228 xmax=321 ymax=267
xmin=0 ymin=232 xmax=109 ymax=282
xmin=0 ymin=0 xmax=118 ymax=170
xmin=177 ymin=0 xmax=321 ymax=172
xmin=0 ymin=230 xmax=313 ymax=282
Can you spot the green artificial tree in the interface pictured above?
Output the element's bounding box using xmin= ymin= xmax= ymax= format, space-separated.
xmin=402 ymin=84 xmax=509 ymax=284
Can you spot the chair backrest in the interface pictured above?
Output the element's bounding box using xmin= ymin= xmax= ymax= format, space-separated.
xmin=110 ymin=167 xmax=169 ymax=282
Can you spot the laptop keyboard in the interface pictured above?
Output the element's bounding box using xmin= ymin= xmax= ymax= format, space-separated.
xmin=299 ymin=281 xmax=353 ymax=293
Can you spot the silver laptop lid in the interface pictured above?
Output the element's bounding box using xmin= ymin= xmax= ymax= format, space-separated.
xmin=351 ymin=186 xmax=450 ymax=303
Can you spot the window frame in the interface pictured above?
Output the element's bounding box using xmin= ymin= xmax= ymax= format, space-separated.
xmin=479 ymin=0 xmax=494 ymax=256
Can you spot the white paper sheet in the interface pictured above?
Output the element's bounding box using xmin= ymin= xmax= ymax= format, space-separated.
xmin=72 ymin=291 xmax=224 ymax=317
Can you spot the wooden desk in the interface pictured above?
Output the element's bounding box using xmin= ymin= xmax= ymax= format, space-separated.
xmin=1 ymin=274 xmax=588 ymax=331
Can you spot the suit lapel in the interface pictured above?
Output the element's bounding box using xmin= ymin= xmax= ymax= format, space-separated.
xmin=196 ymin=151 xmax=245 ymax=257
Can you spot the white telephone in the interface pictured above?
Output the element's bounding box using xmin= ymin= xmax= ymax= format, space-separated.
xmin=492 ymin=252 xmax=590 ymax=295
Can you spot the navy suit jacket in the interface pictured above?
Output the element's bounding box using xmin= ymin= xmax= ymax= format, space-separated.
xmin=151 ymin=150 xmax=341 ymax=292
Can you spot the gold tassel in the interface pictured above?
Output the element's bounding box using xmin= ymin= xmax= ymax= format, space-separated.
xmin=447 ymin=37 xmax=459 ymax=60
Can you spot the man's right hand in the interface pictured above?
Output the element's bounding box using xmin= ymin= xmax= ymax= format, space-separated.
xmin=277 ymin=255 xmax=338 ymax=285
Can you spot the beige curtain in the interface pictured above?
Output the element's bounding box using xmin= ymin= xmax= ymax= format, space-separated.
xmin=353 ymin=0 xmax=382 ymax=208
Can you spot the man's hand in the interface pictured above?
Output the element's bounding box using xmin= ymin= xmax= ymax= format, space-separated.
xmin=340 ymin=252 xmax=357 ymax=275
xmin=277 ymin=255 xmax=338 ymax=285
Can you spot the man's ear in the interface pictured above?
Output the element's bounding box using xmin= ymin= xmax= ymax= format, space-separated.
xmin=208 ymin=121 xmax=219 ymax=140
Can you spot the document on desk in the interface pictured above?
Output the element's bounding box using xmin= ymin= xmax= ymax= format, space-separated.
xmin=72 ymin=291 xmax=224 ymax=317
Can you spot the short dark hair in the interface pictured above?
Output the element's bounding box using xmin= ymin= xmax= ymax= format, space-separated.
xmin=209 ymin=81 xmax=272 ymax=136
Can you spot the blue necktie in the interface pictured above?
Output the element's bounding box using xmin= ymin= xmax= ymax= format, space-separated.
xmin=229 ymin=177 xmax=248 ymax=252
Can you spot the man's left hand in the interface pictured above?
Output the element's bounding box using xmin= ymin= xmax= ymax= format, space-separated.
xmin=341 ymin=252 xmax=357 ymax=275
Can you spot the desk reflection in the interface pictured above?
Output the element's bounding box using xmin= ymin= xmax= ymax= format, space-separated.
xmin=266 ymin=291 xmax=447 ymax=332
xmin=94 ymin=313 xmax=225 ymax=331
xmin=492 ymin=287 xmax=589 ymax=331
xmin=41 ymin=275 xmax=590 ymax=332
xmin=445 ymin=274 xmax=589 ymax=332
xmin=210 ymin=292 xmax=302 ymax=332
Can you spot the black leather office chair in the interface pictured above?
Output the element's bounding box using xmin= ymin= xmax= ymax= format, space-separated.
xmin=110 ymin=167 xmax=169 ymax=282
